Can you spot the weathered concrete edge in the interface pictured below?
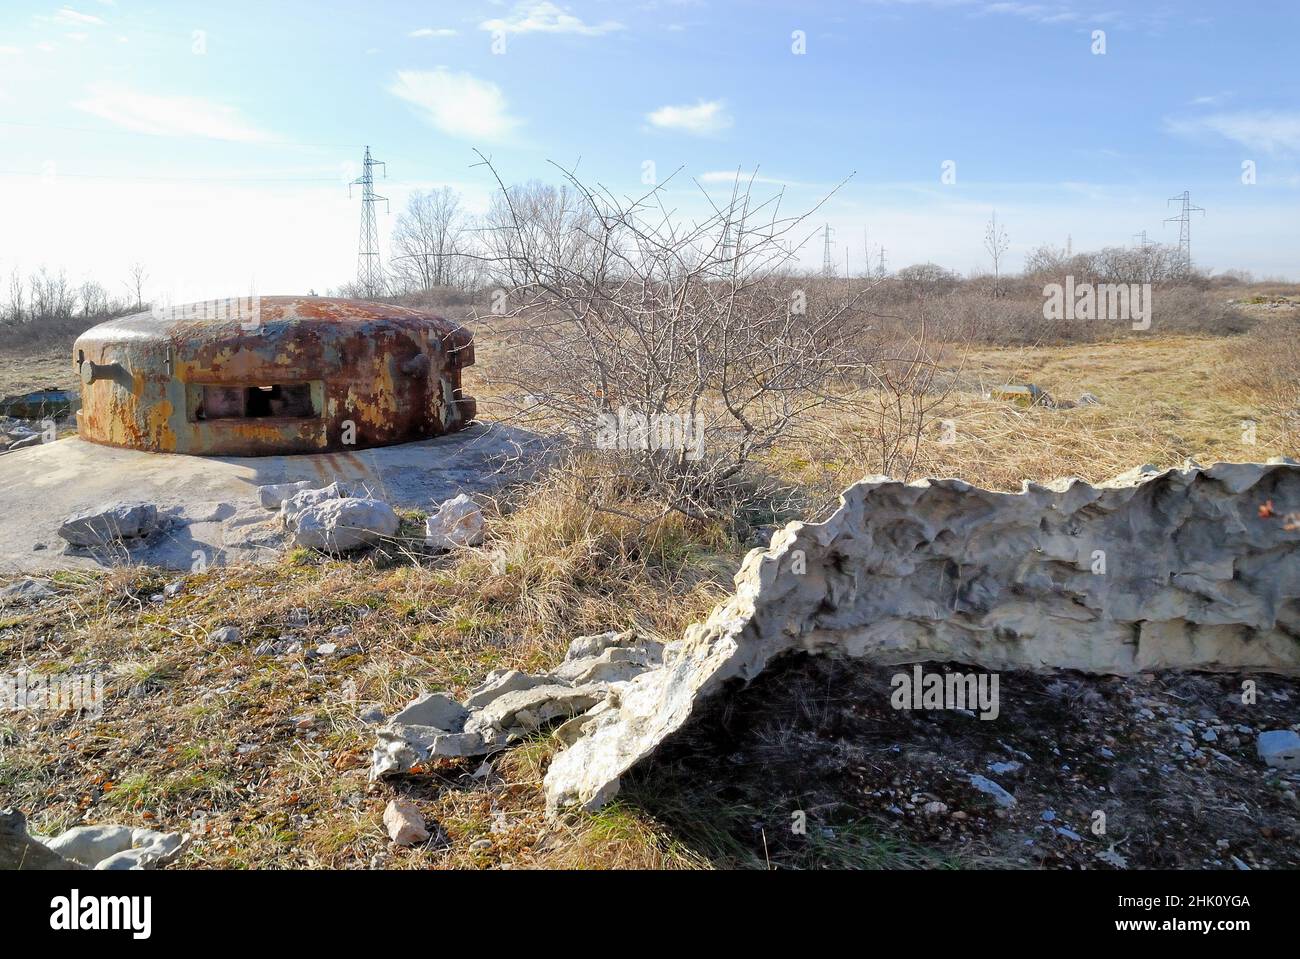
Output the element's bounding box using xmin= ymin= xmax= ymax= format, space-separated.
xmin=542 ymin=460 xmax=1300 ymax=813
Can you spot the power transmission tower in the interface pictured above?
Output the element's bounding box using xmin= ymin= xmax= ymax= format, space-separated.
xmin=1164 ymin=191 xmax=1204 ymax=272
xmin=349 ymin=146 xmax=389 ymax=298
xmin=1132 ymin=230 xmax=1150 ymax=250
xmin=821 ymin=223 xmax=835 ymax=278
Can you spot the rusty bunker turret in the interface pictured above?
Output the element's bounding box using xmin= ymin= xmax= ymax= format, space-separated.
xmin=72 ymin=296 xmax=476 ymax=456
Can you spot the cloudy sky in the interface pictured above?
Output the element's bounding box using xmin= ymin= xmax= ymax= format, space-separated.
xmin=1 ymin=0 xmax=1298 ymax=304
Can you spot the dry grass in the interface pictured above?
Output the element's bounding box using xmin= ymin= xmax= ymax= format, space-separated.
xmin=0 ymin=468 xmax=733 ymax=869
xmin=781 ymin=335 xmax=1296 ymax=507
xmin=0 ymin=347 xmax=75 ymax=399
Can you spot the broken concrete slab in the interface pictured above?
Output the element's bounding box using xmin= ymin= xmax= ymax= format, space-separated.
xmin=390 ymin=692 xmax=469 ymax=732
xmin=0 ymin=809 xmax=79 ymax=870
xmin=367 ymin=631 xmax=667 ymax=781
xmin=58 ymin=502 xmax=159 ymax=546
xmin=0 ymin=422 xmax=546 ymax=572
xmin=542 ymin=460 xmax=1300 ymax=813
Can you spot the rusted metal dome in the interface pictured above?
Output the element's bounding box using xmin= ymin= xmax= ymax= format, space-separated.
xmin=73 ymin=296 xmax=476 ymax=456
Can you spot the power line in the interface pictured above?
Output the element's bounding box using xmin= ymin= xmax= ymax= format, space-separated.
xmin=1164 ymin=190 xmax=1205 ymax=272
xmin=821 ymin=223 xmax=835 ymax=278
xmin=350 ymin=145 xmax=388 ymax=298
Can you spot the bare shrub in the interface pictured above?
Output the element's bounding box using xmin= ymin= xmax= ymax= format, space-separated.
xmin=1151 ymin=287 xmax=1252 ymax=335
xmin=469 ymin=160 xmax=888 ymax=524
xmin=824 ymin=321 xmax=958 ymax=483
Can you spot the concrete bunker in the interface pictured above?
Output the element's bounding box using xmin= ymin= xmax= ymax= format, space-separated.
xmin=73 ymin=296 xmax=476 ymax=456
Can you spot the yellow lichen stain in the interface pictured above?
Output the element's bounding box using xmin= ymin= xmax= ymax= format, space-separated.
xmin=344 ymin=386 xmax=393 ymax=430
xmin=144 ymin=397 xmax=177 ymax=451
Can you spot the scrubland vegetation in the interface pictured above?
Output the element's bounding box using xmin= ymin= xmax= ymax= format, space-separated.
xmin=2 ymin=171 xmax=1297 ymax=868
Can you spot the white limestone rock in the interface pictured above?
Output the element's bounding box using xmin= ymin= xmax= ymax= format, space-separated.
xmin=38 ymin=823 xmax=183 ymax=870
xmin=257 ymin=480 xmax=316 ymax=510
xmin=463 ymin=669 xmax=546 ymax=710
xmin=390 ymin=692 xmax=469 ymax=732
xmin=383 ymin=799 xmax=429 ymax=847
xmin=542 ymin=461 xmax=1300 ymax=813
xmin=1257 ymin=730 xmax=1300 ymax=770
xmin=41 ymin=824 xmax=134 ymax=866
xmin=290 ymin=497 xmax=399 ymax=552
xmin=425 ymin=493 xmax=484 ymax=550
xmin=279 ymin=481 xmax=371 ymax=526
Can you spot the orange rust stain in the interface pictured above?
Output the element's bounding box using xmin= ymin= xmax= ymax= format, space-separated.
xmin=144 ymin=398 xmax=177 ymax=451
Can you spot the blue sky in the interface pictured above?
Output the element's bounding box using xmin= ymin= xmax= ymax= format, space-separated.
xmin=1 ymin=0 xmax=1298 ymax=303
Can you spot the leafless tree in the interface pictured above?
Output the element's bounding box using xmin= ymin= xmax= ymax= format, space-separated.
xmin=825 ymin=317 xmax=958 ymax=484
xmin=390 ymin=187 xmax=470 ymax=292
xmin=5 ymin=270 xmax=25 ymax=323
xmin=984 ymin=211 xmax=1009 ymax=297
xmin=29 ymin=267 xmax=75 ymax=320
xmin=125 ymin=261 xmax=148 ymax=311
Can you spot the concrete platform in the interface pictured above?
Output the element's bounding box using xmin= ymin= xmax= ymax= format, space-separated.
xmin=0 ymin=422 xmax=542 ymax=573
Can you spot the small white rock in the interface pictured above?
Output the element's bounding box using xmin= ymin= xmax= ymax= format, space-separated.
xmin=425 ymin=494 xmax=484 ymax=550
xmin=383 ymin=799 xmax=429 ymax=846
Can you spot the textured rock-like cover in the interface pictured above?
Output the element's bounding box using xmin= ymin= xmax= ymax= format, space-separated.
xmin=544 ymin=461 xmax=1300 ymax=812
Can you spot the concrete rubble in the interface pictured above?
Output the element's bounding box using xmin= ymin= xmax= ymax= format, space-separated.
xmin=368 ymin=629 xmax=664 ymax=780
xmin=0 ymin=810 xmax=186 ymax=870
xmin=0 ymin=422 xmax=546 ymax=572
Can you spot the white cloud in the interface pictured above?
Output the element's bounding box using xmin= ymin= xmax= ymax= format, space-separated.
xmin=481 ymin=1 xmax=623 ymax=36
xmin=54 ymin=7 xmax=105 ymax=26
xmin=73 ymin=84 xmax=272 ymax=142
xmin=0 ymin=45 xmax=22 ymax=55
xmin=647 ymin=99 xmax=732 ymax=136
xmin=388 ymin=69 xmax=520 ymax=142
xmin=409 ymin=27 xmax=458 ymax=38
xmin=698 ymin=170 xmax=810 ymax=188
xmin=1167 ymin=111 xmax=1300 ymax=154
